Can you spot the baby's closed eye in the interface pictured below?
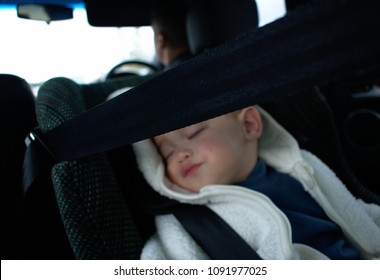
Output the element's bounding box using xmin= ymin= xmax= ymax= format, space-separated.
xmin=159 ymin=145 xmax=174 ymax=161
xmin=187 ymin=126 xmax=207 ymax=139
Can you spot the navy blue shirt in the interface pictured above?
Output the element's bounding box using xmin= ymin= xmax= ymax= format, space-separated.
xmin=236 ymin=159 xmax=361 ymax=259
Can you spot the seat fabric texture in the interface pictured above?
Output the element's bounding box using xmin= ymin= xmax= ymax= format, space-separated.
xmin=35 ymin=76 xmax=158 ymax=259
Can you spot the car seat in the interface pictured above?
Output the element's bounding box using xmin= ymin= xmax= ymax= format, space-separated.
xmin=260 ymin=87 xmax=380 ymax=204
xmin=186 ymin=0 xmax=259 ymax=55
xmin=33 ymin=75 xmax=158 ymax=259
xmin=0 ymin=74 xmax=37 ymax=259
xmin=319 ymin=74 xmax=380 ymax=197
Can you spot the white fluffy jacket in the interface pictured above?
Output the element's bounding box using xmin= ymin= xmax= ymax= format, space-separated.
xmin=132 ymin=107 xmax=380 ymax=260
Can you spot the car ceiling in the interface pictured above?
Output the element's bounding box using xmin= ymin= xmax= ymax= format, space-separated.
xmin=0 ymin=0 xmax=153 ymax=26
xmin=0 ymin=1 xmax=305 ymax=27
xmin=84 ymin=0 xmax=153 ymax=27
xmin=0 ymin=0 xmax=82 ymax=4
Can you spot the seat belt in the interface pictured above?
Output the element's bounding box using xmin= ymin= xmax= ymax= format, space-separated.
xmin=136 ymin=185 xmax=263 ymax=259
xmin=23 ymin=128 xmax=55 ymax=194
xmin=42 ymin=0 xmax=380 ymax=162
xmin=172 ymin=204 xmax=262 ymax=260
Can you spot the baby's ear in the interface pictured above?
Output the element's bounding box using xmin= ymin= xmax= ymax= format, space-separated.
xmin=238 ymin=106 xmax=263 ymax=140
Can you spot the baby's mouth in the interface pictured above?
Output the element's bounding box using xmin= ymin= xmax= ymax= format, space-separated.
xmin=182 ymin=163 xmax=202 ymax=177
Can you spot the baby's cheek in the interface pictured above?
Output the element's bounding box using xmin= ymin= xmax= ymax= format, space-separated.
xmin=166 ymin=165 xmax=178 ymax=183
xmin=200 ymin=138 xmax=216 ymax=153
xmin=205 ymin=145 xmax=214 ymax=154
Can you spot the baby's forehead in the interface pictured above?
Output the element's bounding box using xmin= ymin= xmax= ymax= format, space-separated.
xmin=153 ymin=114 xmax=231 ymax=144
xmin=153 ymin=126 xmax=190 ymax=143
xmin=153 ymin=133 xmax=171 ymax=145
xmin=153 ymin=121 xmax=205 ymax=144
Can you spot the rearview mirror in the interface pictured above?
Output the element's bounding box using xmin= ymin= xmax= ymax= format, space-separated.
xmin=17 ymin=4 xmax=73 ymax=23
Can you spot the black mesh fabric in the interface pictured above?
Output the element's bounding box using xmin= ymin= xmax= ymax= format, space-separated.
xmin=36 ymin=77 xmax=84 ymax=133
xmin=36 ymin=76 xmax=144 ymax=259
xmin=52 ymin=156 xmax=141 ymax=259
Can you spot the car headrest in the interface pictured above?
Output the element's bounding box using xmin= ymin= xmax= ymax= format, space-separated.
xmin=186 ymin=0 xmax=259 ymax=55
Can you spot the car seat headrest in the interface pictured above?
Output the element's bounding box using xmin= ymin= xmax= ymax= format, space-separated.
xmin=186 ymin=0 xmax=259 ymax=55
xmin=0 ymin=74 xmax=36 ymax=136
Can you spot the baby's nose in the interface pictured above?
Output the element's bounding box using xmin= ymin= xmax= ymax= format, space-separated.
xmin=177 ymin=148 xmax=192 ymax=162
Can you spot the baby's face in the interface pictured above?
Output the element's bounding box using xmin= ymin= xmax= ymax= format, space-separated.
xmin=154 ymin=112 xmax=258 ymax=192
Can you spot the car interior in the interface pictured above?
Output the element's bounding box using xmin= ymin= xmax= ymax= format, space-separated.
xmin=1 ymin=0 xmax=379 ymax=260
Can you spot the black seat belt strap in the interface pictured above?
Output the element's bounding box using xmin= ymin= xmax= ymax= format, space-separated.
xmin=43 ymin=0 xmax=380 ymax=162
xmin=172 ymin=204 xmax=262 ymax=260
xmin=23 ymin=128 xmax=56 ymax=194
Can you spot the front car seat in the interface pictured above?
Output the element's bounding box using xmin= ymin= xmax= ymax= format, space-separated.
xmin=0 ymin=74 xmax=37 ymax=259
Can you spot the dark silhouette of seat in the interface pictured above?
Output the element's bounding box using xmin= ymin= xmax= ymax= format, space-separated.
xmin=0 ymin=74 xmax=37 ymax=259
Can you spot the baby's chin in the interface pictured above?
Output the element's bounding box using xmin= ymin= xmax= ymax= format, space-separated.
xmin=179 ymin=184 xmax=203 ymax=193
xmin=171 ymin=175 xmax=234 ymax=193
xmin=178 ymin=180 xmax=227 ymax=193
xmin=168 ymin=177 xmax=201 ymax=193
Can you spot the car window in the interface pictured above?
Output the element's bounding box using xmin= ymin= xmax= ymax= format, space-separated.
xmin=0 ymin=3 xmax=155 ymax=95
xmin=0 ymin=0 xmax=285 ymax=95
xmin=256 ymin=0 xmax=286 ymax=27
